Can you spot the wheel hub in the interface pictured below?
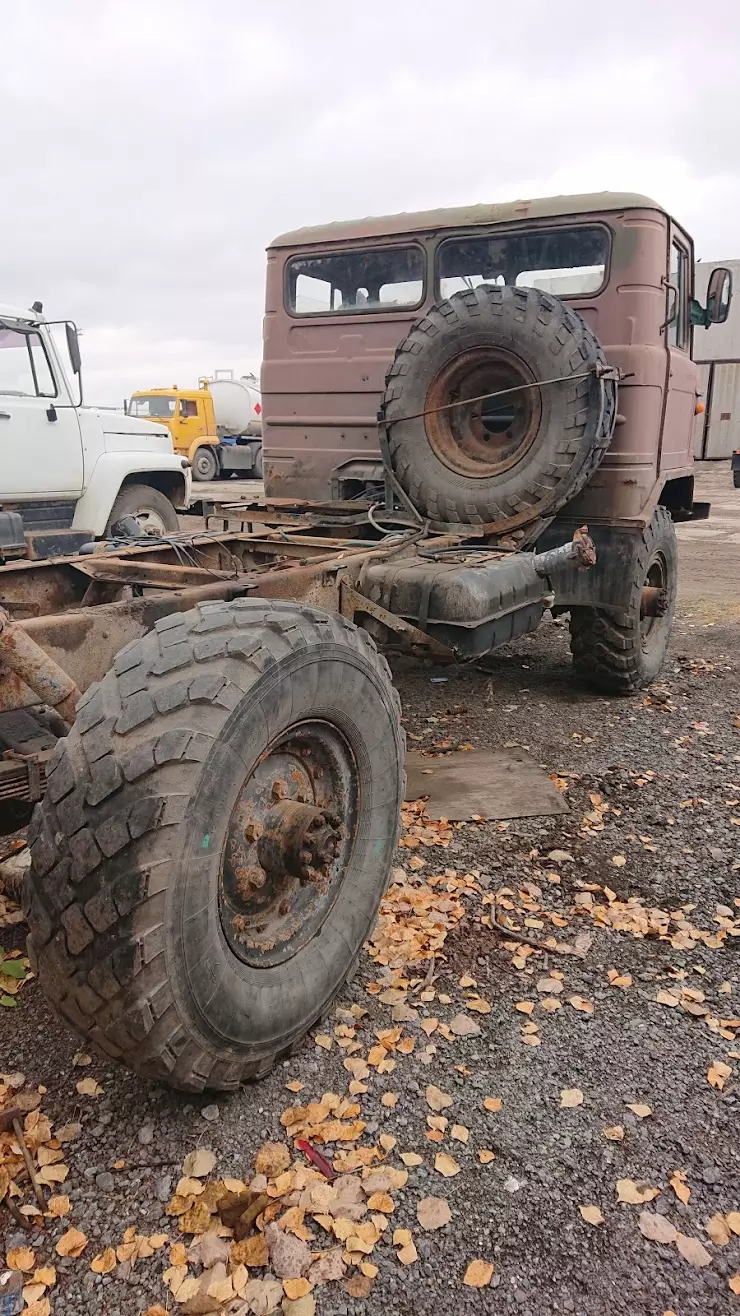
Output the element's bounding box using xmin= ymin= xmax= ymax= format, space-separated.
xmin=257 ymin=800 xmax=343 ymax=888
xmin=217 ymin=721 xmax=356 ymax=968
xmin=424 ymin=347 xmax=542 ymax=478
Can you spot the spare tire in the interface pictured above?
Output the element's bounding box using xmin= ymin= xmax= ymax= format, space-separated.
xmin=383 ymin=285 xmax=616 ymax=529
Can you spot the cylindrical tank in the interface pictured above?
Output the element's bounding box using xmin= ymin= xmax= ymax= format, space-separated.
xmin=208 ymin=374 xmax=262 ymax=437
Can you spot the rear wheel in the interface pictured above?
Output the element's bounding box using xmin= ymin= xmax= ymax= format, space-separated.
xmin=25 ymin=600 xmax=404 ymax=1091
xmin=569 ymin=507 xmax=677 ymax=693
xmin=106 ymin=483 xmax=179 ymax=536
xmin=253 ymin=446 xmax=263 ymax=480
xmin=192 ymin=446 xmax=220 ymax=482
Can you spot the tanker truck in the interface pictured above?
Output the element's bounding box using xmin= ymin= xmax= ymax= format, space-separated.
xmin=128 ymin=370 xmax=262 ymax=481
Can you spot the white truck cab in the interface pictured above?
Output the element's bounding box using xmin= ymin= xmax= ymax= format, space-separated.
xmin=0 ymin=302 xmax=190 ymax=556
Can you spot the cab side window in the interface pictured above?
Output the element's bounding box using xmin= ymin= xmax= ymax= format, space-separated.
xmin=667 ymin=241 xmax=689 ymax=351
xmin=179 ymin=399 xmax=199 ymax=418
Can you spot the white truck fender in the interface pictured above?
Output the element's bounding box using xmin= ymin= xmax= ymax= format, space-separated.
xmin=71 ymin=453 xmax=191 ymax=536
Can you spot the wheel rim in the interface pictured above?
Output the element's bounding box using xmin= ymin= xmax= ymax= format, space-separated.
xmin=111 ymin=507 xmax=168 ymax=536
xmin=640 ymin=551 xmax=670 ymax=652
xmin=195 ymin=451 xmax=216 ymax=479
xmin=424 ymin=347 xmax=542 ymax=478
xmin=218 ymin=720 xmax=358 ymax=969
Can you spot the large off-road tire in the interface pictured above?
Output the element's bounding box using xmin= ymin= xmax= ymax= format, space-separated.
xmin=383 ymin=285 xmax=616 ymax=529
xmin=106 ymin=483 xmax=180 ymax=536
xmin=192 ymin=446 xmax=220 ymax=482
xmin=569 ymin=507 xmax=677 ymax=693
xmin=25 ymin=600 xmax=404 ymax=1092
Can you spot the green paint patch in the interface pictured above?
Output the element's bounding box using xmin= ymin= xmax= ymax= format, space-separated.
xmin=201 ymin=833 xmax=211 ymax=850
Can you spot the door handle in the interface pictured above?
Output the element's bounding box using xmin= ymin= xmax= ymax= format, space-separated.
xmin=0 ymin=411 xmax=11 ymax=419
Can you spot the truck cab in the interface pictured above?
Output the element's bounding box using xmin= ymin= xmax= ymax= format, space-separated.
xmin=129 ymin=375 xmax=263 ymax=482
xmin=0 ymin=303 xmax=190 ymax=555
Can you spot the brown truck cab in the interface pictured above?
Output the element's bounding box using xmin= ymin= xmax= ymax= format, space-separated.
xmin=262 ymin=193 xmax=731 ymax=690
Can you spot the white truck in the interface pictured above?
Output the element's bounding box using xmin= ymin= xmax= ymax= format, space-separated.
xmin=0 ymin=301 xmax=191 ymax=559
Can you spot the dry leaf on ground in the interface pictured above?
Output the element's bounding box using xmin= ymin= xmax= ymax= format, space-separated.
xmin=426 ymin=1085 xmax=453 ymax=1112
xmin=579 ymin=1205 xmax=604 ymax=1226
xmin=463 ymin=1259 xmax=494 ymax=1287
xmin=560 ymin=1088 xmax=584 ymax=1108
xmin=90 ymin=1248 xmax=116 ymax=1275
xmin=638 ymin=1212 xmax=677 ymax=1244
xmin=55 ymin=1228 xmax=88 ymax=1258
xmin=182 ymin=1148 xmax=216 ymax=1178
xmin=400 ymin=1152 xmax=423 ymax=1167
xmin=7 ymin=1248 xmax=35 ymax=1272
xmin=434 ymin=1153 xmax=461 ymax=1178
xmin=675 ymin=1234 xmax=712 ymax=1267
xmin=707 ymin=1214 xmax=732 ymax=1246
xmin=707 ymin=1060 xmax=732 ymax=1090
xmin=449 ymin=1014 xmax=481 ymax=1037
xmin=283 ymin=1278 xmax=313 ymax=1299
xmin=568 ymin=996 xmax=594 ymax=1014
xmin=617 ymin=1179 xmax=661 ymax=1205
xmin=417 ymin=1196 xmax=452 ymax=1230
xmin=75 ymin=1077 xmax=102 ymax=1097
xmin=483 ymin=1097 xmax=502 ymax=1112
xmin=669 ymin=1171 xmax=690 ymax=1206
xmin=626 ymin=1103 xmax=652 ymax=1118
xmin=729 ymin=1275 xmax=740 ymax=1295
xmin=478 ymin=1149 xmax=496 ymax=1164
xmin=46 ymin=1195 xmax=72 ymax=1218
xmin=603 ymin=1125 xmax=624 ymax=1141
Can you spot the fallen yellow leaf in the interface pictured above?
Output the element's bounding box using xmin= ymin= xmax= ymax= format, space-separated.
xmin=707 ymin=1060 xmax=732 ymax=1090
xmin=46 ymin=1195 xmax=71 ymax=1218
xmin=560 ymin=1088 xmax=584 ymax=1108
xmin=55 ymin=1227 xmax=88 ymax=1259
xmin=314 ymin=1033 xmax=333 ymax=1050
xmin=400 ymin=1151 xmax=423 ymax=1166
xmin=283 ymin=1278 xmax=313 ymax=1300
xmin=669 ymin=1171 xmax=690 ymax=1206
xmin=579 ymin=1205 xmax=604 ymax=1226
xmin=707 ymin=1214 xmax=731 ymax=1246
xmin=90 ymin=1248 xmax=117 ymax=1275
xmin=603 ymin=1125 xmax=624 ymax=1141
xmin=625 ymin=1103 xmax=652 ymax=1118
xmin=478 ymin=1149 xmax=496 ymax=1164
xmin=7 ymin=1248 xmax=36 ymax=1273
xmin=616 ymin=1179 xmax=660 ymax=1205
xmin=483 ymin=1097 xmax=502 ymax=1112
xmin=611 ymin=854 xmax=627 ymax=867
xmin=75 ymin=1077 xmax=102 ymax=1097
xmin=463 ymin=1259 xmax=494 ymax=1287
xmin=729 ymin=1274 xmax=740 ymax=1295
xmin=434 ymin=1153 xmax=461 ymax=1178
xmin=426 ymin=1085 xmax=453 ymax=1112
xmin=675 ymin=1233 xmax=712 ymax=1267
xmin=515 ymin=1001 xmax=535 ymax=1015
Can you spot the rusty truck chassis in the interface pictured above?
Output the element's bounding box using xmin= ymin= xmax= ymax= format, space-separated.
xmin=0 ymin=503 xmax=609 ymax=812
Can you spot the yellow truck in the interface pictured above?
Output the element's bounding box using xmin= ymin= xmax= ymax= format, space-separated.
xmin=128 ymin=372 xmax=262 ymax=481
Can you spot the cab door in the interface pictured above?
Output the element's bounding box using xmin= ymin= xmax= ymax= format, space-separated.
xmin=0 ymin=323 xmax=83 ymax=497
xmin=175 ymin=396 xmax=210 ymax=455
xmin=660 ymin=226 xmax=698 ymax=473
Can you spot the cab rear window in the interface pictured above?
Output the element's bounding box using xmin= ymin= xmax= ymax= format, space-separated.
xmin=437 ymin=225 xmax=610 ymax=299
xmin=287 ymin=246 xmax=425 ymax=315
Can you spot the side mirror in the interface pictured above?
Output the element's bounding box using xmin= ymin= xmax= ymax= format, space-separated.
xmin=706 ymin=266 xmax=732 ymax=324
xmin=65 ymin=321 xmax=82 ymax=373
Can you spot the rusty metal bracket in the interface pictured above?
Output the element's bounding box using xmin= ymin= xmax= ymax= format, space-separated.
xmin=339 ymin=579 xmax=456 ymax=661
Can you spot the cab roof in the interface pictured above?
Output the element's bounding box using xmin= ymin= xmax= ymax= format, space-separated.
xmin=269 ymin=191 xmax=663 ymax=250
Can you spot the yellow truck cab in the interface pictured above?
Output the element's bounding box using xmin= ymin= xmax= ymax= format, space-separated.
xmin=128 ymin=375 xmax=262 ymax=482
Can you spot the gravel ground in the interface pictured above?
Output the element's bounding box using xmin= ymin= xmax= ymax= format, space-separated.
xmin=2 ymin=481 xmax=740 ymax=1316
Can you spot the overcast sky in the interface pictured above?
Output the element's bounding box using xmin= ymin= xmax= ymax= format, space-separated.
xmin=3 ymin=0 xmax=739 ymax=405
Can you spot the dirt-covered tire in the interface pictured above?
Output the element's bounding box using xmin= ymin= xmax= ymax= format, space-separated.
xmin=569 ymin=507 xmax=678 ymax=693
xmin=383 ymin=285 xmax=616 ymax=529
xmin=106 ymin=483 xmax=180 ymax=536
xmin=253 ymin=446 xmax=263 ymax=480
xmin=25 ymin=599 xmax=404 ymax=1092
xmin=192 ymin=447 xmax=220 ymax=482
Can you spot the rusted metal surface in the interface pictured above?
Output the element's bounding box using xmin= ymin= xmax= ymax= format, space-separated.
xmin=219 ymin=721 xmax=357 ymax=970
xmin=0 ymin=607 xmax=81 ymax=724
xmin=339 ymin=580 xmax=456 ymax=661
xmin=533 ymin=529 xmax=597 ymax=575
xmin=640 ymin=585 xmax=669 ymax=618
xmin=257 ymin=800 xmax=342 ymax=888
